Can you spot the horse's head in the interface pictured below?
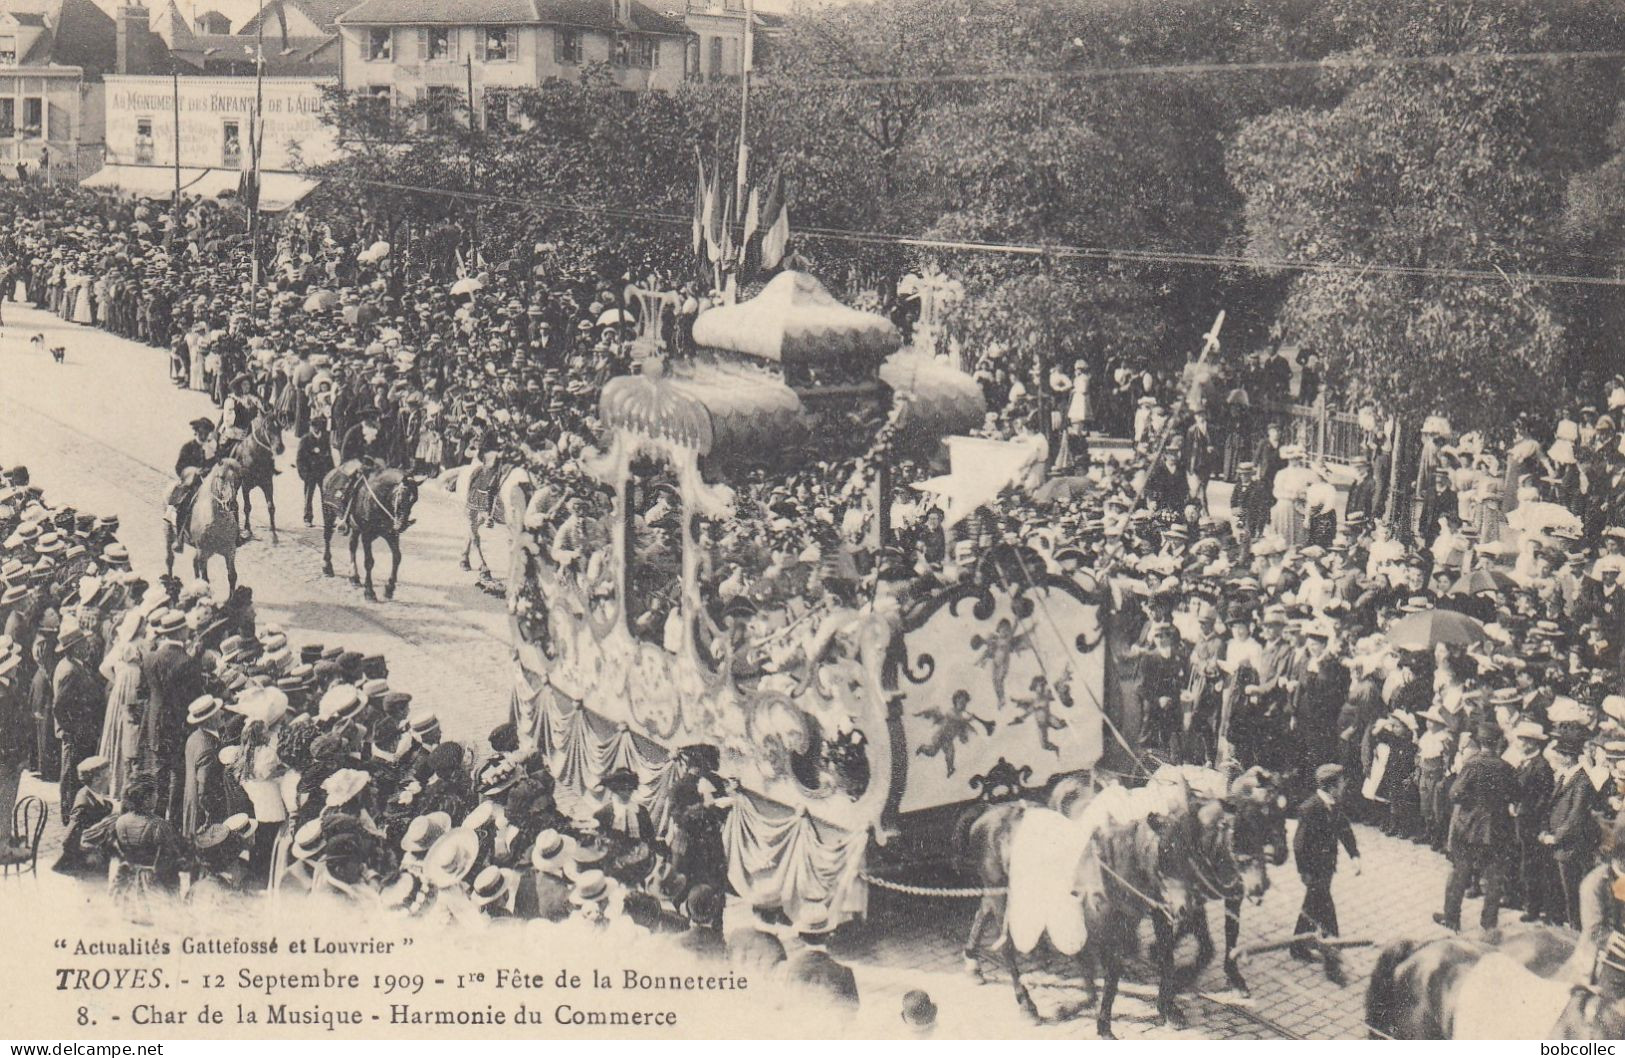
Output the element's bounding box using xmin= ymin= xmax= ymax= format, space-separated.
xmin=1213 ymin=798 xmax=1272 ymax=904
xmin=1141 ymin=809 xmax=1196 ymax=923
xmin=1231 ymin=766 xmax=1290 ymax=868
xmin=212 ymin=458 xmax=242 ymax=498
xmin=395 ymin=475 xmax=420 ymax=527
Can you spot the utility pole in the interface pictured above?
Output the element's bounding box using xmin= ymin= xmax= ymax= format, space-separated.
xmin=169 ymin=56 xmax=182 ymax=248
xmin=248 ymin=0 xmax=265 ymax=321
xmin=733 ymin=0 xmax=753 ymax=219
xmin=466 ymin=53 xmax=479 ymax=267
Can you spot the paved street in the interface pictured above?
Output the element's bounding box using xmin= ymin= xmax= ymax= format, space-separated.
xmin=1 ymin=300 xmax=1489 ymax=1039
xmin=0 ymin=301 xmax=516 ymax=749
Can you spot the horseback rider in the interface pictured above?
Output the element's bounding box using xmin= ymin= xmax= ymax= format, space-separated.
xmin=220 ymin=375 xmax=263 ymax=444
xmin=336 ymin=412 xmax=389 ymax=534
xmin=167 ymin=417 xmax=218 ymax=551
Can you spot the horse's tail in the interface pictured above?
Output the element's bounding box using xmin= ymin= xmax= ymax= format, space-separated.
xmin=1364 ymin=938 xmax=1419 ymax=1040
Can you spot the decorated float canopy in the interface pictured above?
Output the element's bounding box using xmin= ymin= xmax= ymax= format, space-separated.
xmin=599 ymin=271 xmax=986 ymax=466
xmin=691 ymin=270 xmax=903 ymax=368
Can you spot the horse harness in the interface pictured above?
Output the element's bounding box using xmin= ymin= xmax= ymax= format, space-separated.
xmin=359 ymin=472 xmax=407 ymax=533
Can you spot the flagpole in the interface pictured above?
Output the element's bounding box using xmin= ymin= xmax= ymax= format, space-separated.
xmin=731 ymin=0 xmax=753 ymax=284
xmin=169 ymin=55 xmax=181 ymax=249
xmin=249 ymin=0 xmax=265 ymax=323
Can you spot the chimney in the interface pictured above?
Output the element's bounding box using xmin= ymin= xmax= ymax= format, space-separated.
xmin=116 ymin=5 xmax=151 ymax=75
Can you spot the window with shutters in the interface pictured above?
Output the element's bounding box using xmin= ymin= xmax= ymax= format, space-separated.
xmin=21 ymin=97 xmax=41 ymax=138
xmin=0 ymin=99 xmax=13 ymax=138
xmin=0 ymin=36 xmax=16 ymax=64
xmin=422 ymin=26 xmax=453 ymax=61
xmin=611 ymin=33 xmax=629 ymax=66
xmin=221 ymin=120 xmax=242 ymax=168
xmin=708 ymin=35 xmax=721 ymax=77
xmin=134 ymin=118 xmax=154 ymax=163
xmin=553 ymin=27 xmax=582 ymax=64
xmin=632 ymin=36 xmax=658 ymax=68
xmin=481 ymin=27 xmax=510 ymax=62
xmin=367 ymin=28 xmax=392 ymax=61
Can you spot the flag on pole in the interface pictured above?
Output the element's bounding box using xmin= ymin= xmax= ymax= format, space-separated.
xmin=757 ymin=167 xmax=788 ymax=271
xmin=741 ymin=185 xmax=760 ymax=250
xmin=701 ymin=165 xmax=719 ymax=264
xmin=692 ymin=151 xmax=706 ymax=258
xmin=237 ymin=110 xmax=260 ymax=211
xmin=761 ymin=201 xmax=789 ymax=272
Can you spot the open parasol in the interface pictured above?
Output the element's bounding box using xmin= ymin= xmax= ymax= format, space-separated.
xmin=1505 ymin=501 xmax=1581 ymax=537
xmin=450 ymin=276 xmax=484 ymax=296
xmin=342 ymin=302 xmax=382 ymax=327
xmin=1386 ymin=609 xmax=1488 ymax=651
xmin=302 ymin=289 xmax=339 ymax=312
xmin=597 ymin=308 xmax=632 ymax=327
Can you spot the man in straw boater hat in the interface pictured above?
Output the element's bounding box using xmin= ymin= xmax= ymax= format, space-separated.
xmin=182 ymin=694 xmax=228 ymax=836
xmin=51 ymin=617 xmax=103 ymax=819
xmin=1509 ymin=719 xmax=1556 ymax=921
xmin=50 ymin=754 xmax=115 ymax=877
xmin=140 ymin=605 xmax=203 ymax=824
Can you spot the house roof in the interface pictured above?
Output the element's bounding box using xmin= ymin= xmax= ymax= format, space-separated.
xmin=237 ymin=0 xmax=353 ymax=35
xmin=1 ymin=0 xmax=175 ymax=72
xmin=337 ymin=0 xmax=687 ymax=34
xmin=149 ymin=0 xmax=196 ymax=48
xmin=182 ymin=30 xmax=338 ymax=72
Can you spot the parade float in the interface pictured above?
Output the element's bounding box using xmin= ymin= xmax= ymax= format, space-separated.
xmin=508 ymin=272 xmax=1127 ymax=923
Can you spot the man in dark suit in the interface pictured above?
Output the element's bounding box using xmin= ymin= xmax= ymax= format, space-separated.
xmin=1343 ymin=455 xmax=1376 ymax=527
xmin=1510 ymin=722 xmax=1556 ymax=921
xmin=1290 ymin=763 xmax=1360 ymax=959
xmin=1435 ymin=722 xmax=1518 ymax=931
xmin=139 ymin=610 xmax=204 ymax=824
xmin=51 ymin=623 xmax=104 ymax=819
xmin=1542 ymin=725 xmax=1600 ymax=927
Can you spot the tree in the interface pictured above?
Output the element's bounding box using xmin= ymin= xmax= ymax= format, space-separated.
xmin=1228 ymin=0 xmax=1625 ymax=428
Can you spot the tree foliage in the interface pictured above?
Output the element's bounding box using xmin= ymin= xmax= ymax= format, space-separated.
xmin=303 ymin=0 xmax=1625 ymax=429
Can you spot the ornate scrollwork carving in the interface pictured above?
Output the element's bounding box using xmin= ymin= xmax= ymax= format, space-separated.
xmin=969 ymin=757 xmax=1037 ymax=804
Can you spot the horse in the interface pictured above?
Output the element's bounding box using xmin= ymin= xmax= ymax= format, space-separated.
xmin=230 ymin=409 xmax=285 ymax=544
xmin=959 ymin=774 xmax=1210 ymax=1039
xmin=1365 ymin=926 xmax=1625 ymax=1040
xmin=448 ymin=460 xmax=533 ymax=580
xmin=166 ymin=459 xmax=241 ymax=594
xmin=1177 ymin=768 xmax=1290 ymax=995
xmin=319 ymin=465 xmax=419 ymax=601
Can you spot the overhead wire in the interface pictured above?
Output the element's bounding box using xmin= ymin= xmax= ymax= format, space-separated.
xmin=340 ymin=177 xmax=1625 ymax=289
xmin=766 ymin=46 xmax=1625 ymax=89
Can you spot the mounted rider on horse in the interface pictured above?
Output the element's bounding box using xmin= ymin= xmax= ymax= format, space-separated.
xmin=332 ymin=412 xmax=401 ymax=534
xmin=166 ymin=417 xmax=220 ymax=552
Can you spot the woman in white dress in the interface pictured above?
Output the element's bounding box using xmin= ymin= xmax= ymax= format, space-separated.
xmin=96 ymin=641 xmax=145 ymax=801
xmin=1270 ymin=445 xmax=1315 ymax=549
xmin=233 ymin=707 xmax=289 ymax=888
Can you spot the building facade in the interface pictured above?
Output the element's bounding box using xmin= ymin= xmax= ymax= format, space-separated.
xmin=0 ymin=0 xmax=168 ymax=180
xmin=335 ymin=0 xmax=692 ymax=117
xmin=101 ymin=72 xmax=337 ymax=171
